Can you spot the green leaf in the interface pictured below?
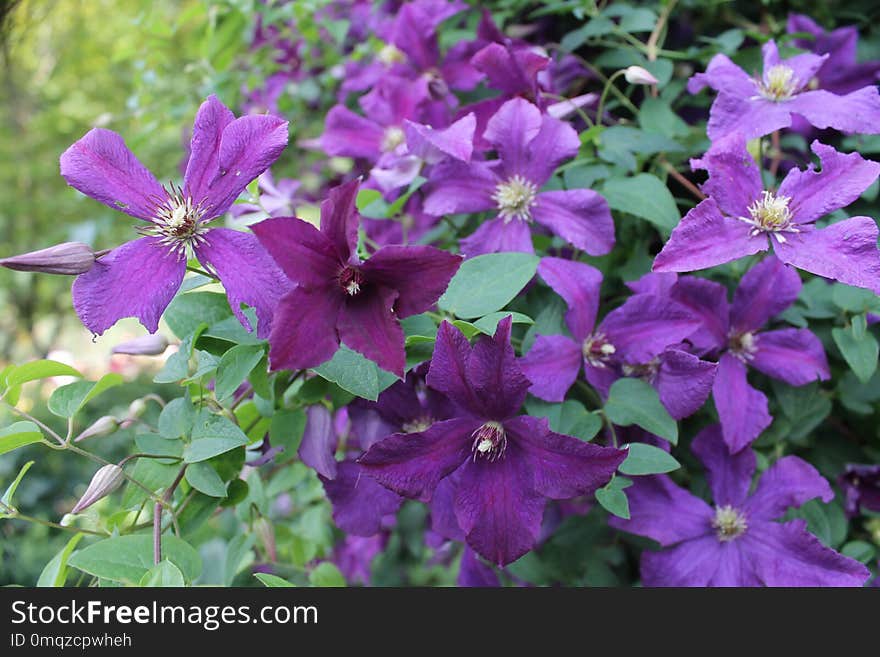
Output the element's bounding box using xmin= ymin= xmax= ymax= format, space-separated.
xmin=224 ymin=534 xmax=255 ymax=586
xmin=185 ymin=462 xmax=228 ymax=497
xmin=619 ymin=443 xmax=681 ymax=475
xmin=0 ymin=460 xmax=35 ymax=515
xmin=164 ymin=292 xmax=233 ymax=340
xmin=214 ymin=344 xmax=265 ymax=402
xmin=313 ymin=344 xmax=398 ymax=401
xmin=184 ymin=412 xmax=249 ymax=463
xmin=6 ymin=360 xmax=82 ymax=387
xmin=832 ymin=324 xmax=879 ymax=384
xmin=472 ymin=311 xmax=534 ymax=336
xmin=595 ymin=476 xmax=632 ymax=519
xmin=639 ymin=97 xmax=690 ymax=138
xmin=308 ymin=561 xmax=346 ymax=587
xmin=601 ymin=174 xmax=680 ymax=232
xmin=37 ymin=533 xmax=84 ymax=587
xmin=158 ymin=396 xmax=196 ymax=439
xmin=525 ymin=399 xmax=602 ymax=442
xmin=270 ymin=409 xmax=307 ymax=459
xmin=0 ymin=422 xmax=44 ymax=456
xmin=604 ymin=378 xmax=678 ymax=443
xmin=255 ymin=573 xmax=296 ymax=587
xmin=140 ymin=560 xmax=186 ymax=587
xmin=831 ymin=284 xmax=880 ymax=314
xmin=67 ymin=535 xmax=201 ymax=585
xmin=47 ymin=374 xmax=124 ymax=418
xmin=841 ymin=540 xmax=876 ymax=564
xmin=439 ymin=253 xmax=539 ymax=319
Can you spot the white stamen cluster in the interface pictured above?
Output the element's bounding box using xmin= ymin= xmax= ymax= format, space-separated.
xmin=377 ymin=43 xmax=406 ymax=65
xmin=740 ymin=191 xmax=799 ymax=243
xmin=757 ymin=64 xmax=798 ymax=101
xmin=141 ymin=184 xmax=208 ymax=255
xmin=728 ymin=331 xmax=758 ymax=362
xmin=402 ymin=416 xmax=434 ymax=434
xmin=471 ymin=421 xmax=507 ymax=462
xmin=582 ymin=333 xmax=616 ymax=368
xmin=621 ymin=358 xmax=660 ymax=384
xmin=712 ymin=505 xmax=748 ymax=542
xmin=381 ymin=126 xmax=406 ymax=152
xmin=493 ymin=175 xmax=538 ymax=223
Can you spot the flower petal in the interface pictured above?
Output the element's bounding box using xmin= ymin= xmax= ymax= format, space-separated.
xmin=252 ymin=216 xmax=340 ymax=287
xmin=466 ymin=316 xmax=531 ymax=419
xmin=601 ymin=295 xmax=702 ymax=363
xmin=744 ymin=456 xmax=833 ymax=521
xmin=687 ymin=53 xmax=757 ymax=97
xmin=430 ymin=470 xmax=465 ymax=541
xmin=267 ymin=286 xmax=342 ymax=371
xmin=640 ymin=537 xmax=727 ymax=587
xmin=427 ymin=321 xmax=482 ymax=414
xmin=669 ymin=276 xmax=730 ymax=353
xmin=320 ymin=105 xmax=384 ymax=159
xmin=298 ymin=405 xmax=337 ymax=479
xmin=322 ymin=461 xmax=402 ymax=536
xmin=705 ymin=93 xmax=794 ymax=141
xmin=72 ymin=238 xmax=184 ymax=335
xmin=532 ymin=189 xmax=615 ymax=256
xmin=471 ymin=42 xmax=547 ymax=97
xmin=458 ymin=547 xmax=501 ymax=587
xmin=787 ymin=87 xmax=880 ymax=136
xmin=183 ymin=95 xmax=235 ymax=208
xmin=691 ymin=132 xmax=762 ymax=218
xmin=60 ymin=128 xmax=165 ymax=221
xmin=320 ymin=179 xmax=362 ymax=264
xmin=483 ymin=97 xmax=543 ymax=178
xmin=691 ymin=423 xmax=755 ymax=507
xmin=459 ymin=216 xmax=534 ymax=257
xmin=519 ymin=334 xmax=582 ymax=402
xmin=336 ymin=286 xmax=406 ymax=377
xmin=730 ymin=255 xmax=802 ymax=333
xmin=655 ymin=349 xmax=717 ymax=420
xmin=712 ymin=353 xmax=772 ymax=453
xmin=422 ymin=160 xmax=498 ymax=216
xmin=522 ymin=113 xmax=580 ymax=185
xmin=537 ymin=256 xmax=602 ymax=341
xmin=750 ymin=328 xmax=830 ymax=385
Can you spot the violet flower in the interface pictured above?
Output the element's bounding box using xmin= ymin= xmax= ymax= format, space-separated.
xmin=359 ymin=316 xmax=626 ymax=566
xmin=423 ymin=98 xmax=615 ymax=257
xmin=611 ymin=425 xmax=870 ymax=587
xmin=60 ymin=95 xmax=289 ymax=337
xmin=520 ymin=258 xmax=706 ymax=414
xmin=839 ymin=464 xmax=880 ymax=516
xmin=228 ymin=171 xmax=301 ymax=223
xmin=654 ymin=134 xmax=880 ymax=294
xmin=688 ymin=39 xmax=880 ymax=140
xmin=252 ymin=179 xmax=461 ymax=376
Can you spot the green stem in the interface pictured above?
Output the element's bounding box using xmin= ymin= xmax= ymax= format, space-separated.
xmin=8 ymin=513 xmax=109 ymax=537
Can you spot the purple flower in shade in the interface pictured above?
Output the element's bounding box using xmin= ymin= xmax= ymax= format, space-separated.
xmin=787 ymin=14 xmax=880 ymax=96
xmin=60 ymin=95 xmax=289 ymax=337
xmin=458 ymin=547 xmax=501 ymax=587
xmin=611 ymin=425 xmax=870 ymax=587
xmin=653 ymin=134 xmax=880 ymax=294
xmin=519 ymin=258 xmax=707 ymax=417
xmin=228 ymin=171 xmax=301 ymax=223
xmin=688 ymin=39 xmax=880 ymax=141
xmin=332 ymin=533 xmax=386 ymax=586
xmin=252 ymin=179 xmax=461 ymax=376
xmin=654 ymin=257 xmax=830 ymax=452
xmin=839 ymin=464 xmax=880 ymax=516
xmin=423 ymin=98 xmax=615 ymax=257
xmin=359 ymin=316 xmax=626 ymax=566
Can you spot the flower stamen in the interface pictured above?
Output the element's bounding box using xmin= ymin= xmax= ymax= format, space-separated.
xmin=339 ymin=266 xmax=365 ymax=296
xmin=712 ymin=505 xmax=748 ymax=541
xmin=492 ymin=175 xmax=538 ymax=223
xmin=471 ymin=421 xmax=507 ymax=462
xmin=140 ymin=182 xmax=208 ymax=255
xmin=738 ymin=191 xmax=799 ymax=241
xmin=728 ymin=330 xmax=758 ymax=362
xmin=756 ymin=64 xmax=798 ymax=101
xmin=582 ymin=333 xmax=616 ymax=368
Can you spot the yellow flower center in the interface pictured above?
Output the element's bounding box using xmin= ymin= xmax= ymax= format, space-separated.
xmin=712 ymin=505 xmax=748 ymax=541
xmin=757 ymin=65 xmax=798 ymax=101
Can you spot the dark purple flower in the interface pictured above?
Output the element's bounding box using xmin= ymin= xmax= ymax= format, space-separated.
xmin=839 ymin=464 xmax=880 ymax=516
xmin=359 ymin=316 xmax=626 ymax=566
xmin=520 ymin=258 xmax=706 ymax=414
xmin=654 ymin=134 xmax=880 ymax=294
xmin=458 ymin=547 xmax=501 ymax=587
xmin=60 ymin=95 xmax=289 ymax=337
xmin=612 ymin=425 xmax=870 ymax=586
xmin=252 ymin=179 xmax=461 ymax=376
xmin=423 ymin=98 xmax=615 ymax=257
xmin=688 ymin=39 xmax=880 ymax=140
xmin=332 ymin=533 xmax=386 ymax=586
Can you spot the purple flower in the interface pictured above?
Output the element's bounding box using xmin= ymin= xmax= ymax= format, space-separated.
xmin=688 ymin=39 xmax=880 ymax=140
xmin=228 ymin=171 xmax=301 ymax=222
xmin=839 ymin=464 xmax=880 ymax=516
xmin=519 ymin=258 xmax=706 ymax=414
xmin=60 ymin=95 xmax=289 ymax=337
xmin=611 ymin=425 xmax=870 ymax=587
xmin=252 ymin=179 xmax=461 ymax=376
xmin=332 ymin=533 xmax=386 ymax=586
xmin=359 ymin=316 xmax=626 ymax=566
xmin=659 ymin=257 xmax=830 ymax=452
xmin=423 ymin=98 xmax=615 ymax=257
xmin=458 ymin=547 xmax=501 ymax=587
xmin=654 ymin=134 xmax=880 ymax=294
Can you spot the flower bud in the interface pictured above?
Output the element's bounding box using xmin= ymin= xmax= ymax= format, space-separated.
xmin=71 ymin=464 xmax=125 ymax=514
xmin=623 ymin=66 xmax=658 ymax=86
xmin=254 ymin=517 xmax=277 ymax=562
xmin=74 ymin=415 xmax=120 ymax=443
xmin=111 ymin=334 xmax=169 ymax=356
xmin=127 ymin=398 xmax=148 ymax=419
xmin=0 ymin=242 xmax=100 ymax=275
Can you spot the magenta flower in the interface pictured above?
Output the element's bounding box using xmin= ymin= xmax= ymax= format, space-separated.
xmin=654 ymin=134 xmax=880 ymax=294
xmin=60 ymin=95 xmax=289 ymax=337
xmin=520 ymin=258 xmax=707 ymax=415
xmin=359 ymin=317 xmax=626 ymax=566
xmin=252 ymin=179 xmax=461 ymax=377
xmin=611 ymin=425 xmax=870 ymax=587
xmin=689 ymin=39 xmax=880 ymax=140
xmin=423 ymin=98 xmax=615 ymax=257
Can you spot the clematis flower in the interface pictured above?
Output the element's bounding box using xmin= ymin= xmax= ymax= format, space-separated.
xmin=423 ymin=98 xmax=615 ymax=257
xmin=252 ymin=179 xmax=461 ymax=376
xmin=60 ymin=95 xmax=289 ymax=337
xmin=520 ymin=258 xmax=707 ymax=415
xmin=611 ymin=425 xmax=870 ymax=587
xmin=228 ymin=171 xmax=302 ymax=223
xmin=653 ymin=134 xmax=880 ymax=294
xmin=359 ymin=316 xmax=626 ymax=566
xmin=688 ymin=39 xmax=880 ymax=140
xmin=839 ymin=464 xmax=880 ymax=516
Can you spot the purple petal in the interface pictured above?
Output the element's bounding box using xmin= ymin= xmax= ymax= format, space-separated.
xmin=72 ymin=238 xmax=184 ymax=335
xmin=361 ymin=245 xmax=461 ymax=318
xmin=508 ymin=415 xmax=625 ymax=498
xmin=466 ymin=316 xmax=531 ymax=419
xmin=519 ymin=334 xmax=582 ymax=402
xmin=653 ymin=199 xmax=769 ymax=273
xmin=195 ymin=229 xmax=286 ymax=338
xmin=537 ymin=256 xmax=602 ymax=341
xmin=359 ymin=417 xmax=478 ymax=501
xmin=404 ymin=114 xmax=475 ymax=163
xmin=430 ymin=471 xmax=465 ymax=542
xmin=183 ymin=95 xmax=235 ymax=208
xmin=298 ymin=405 xmax=337 ymax=479
xmin=750 ymin=328 xmax=830 ymax=385
xmin=788 ymin=87 xmax=880 ymax=136
xmin=459 ymin=216 xmax=534 ymax=257
xmin=522 ymin=113 xmax=580 ymax=185
xmin=712 ymin=353 xmax=772 ymax=453
xmin=321 ymin=461 xmax=402 ymax=536
xmin=691 ymin=424 xmax=755 ymax=507
xmin=532 ymin=189 xmax=615 ymax=256
xmin=669 ymin=277 xmax=730 ymax=353
xmin=601 ymin=294 xmax=701 ymax=363
xmin=320 ymin=179 xmax=362 ymax=265
xmin=267 ymin=286 xmax=342 ymax=371
xmin=471 ymin=42 xmax=548 ymax=97
xmin=252 ymin=216 xmax=340 ymax=287
xmin=60 ymin=128 xmax=164 ymax=221
xmin=778 ymin=141 xmax=880 ymax=225
xmin=761 ymin=40 xmax=828 ymax=90
xmin=640 ymin=537 xmax=728 ymax=587
xmin=687 ymin=53 xmax=756 ymax=97
xmin=705 ymin=93 xmax=795 ymax=142
xmin=457 ymin=547 xmax=500 ymax=587
xmin=655 ymin=349 xmax=717 ymax=420
xmin=358 ymin=74 xmax=428 ymax=127
xmin=691 ymin=133 xmax=762 ymax=218
xmin=427 ymin=321 xmax=483 ymax=414
xmin=744 ymin=456 xmax=833 ymax=521
xmin=320 ymin=105 xmax=384 ymax=159
xmin=422 ymin=159 xmax=498 ymax=216
xmin=730 ymin=255 xmax=802 ymax=332
xmin=338 ymin=286 xmax=406 ymax=377
xmin=483 ymin=98 xmax=543 ymax=178
xmin=772 ymin=217 xmax=880 ymax=294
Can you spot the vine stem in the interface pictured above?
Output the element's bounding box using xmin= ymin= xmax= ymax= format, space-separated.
xmin=3 ymin=402 xmax=65 ymax=445
xmin=658 ymin=157 xmax=706 ymax=201
xmin=154 ymin=465 xmax=188 ymax=565
xmin=595 ymin=69 xmax=628 ymax=126
xmin=8 ymin=513 xmax=109 ymax=537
